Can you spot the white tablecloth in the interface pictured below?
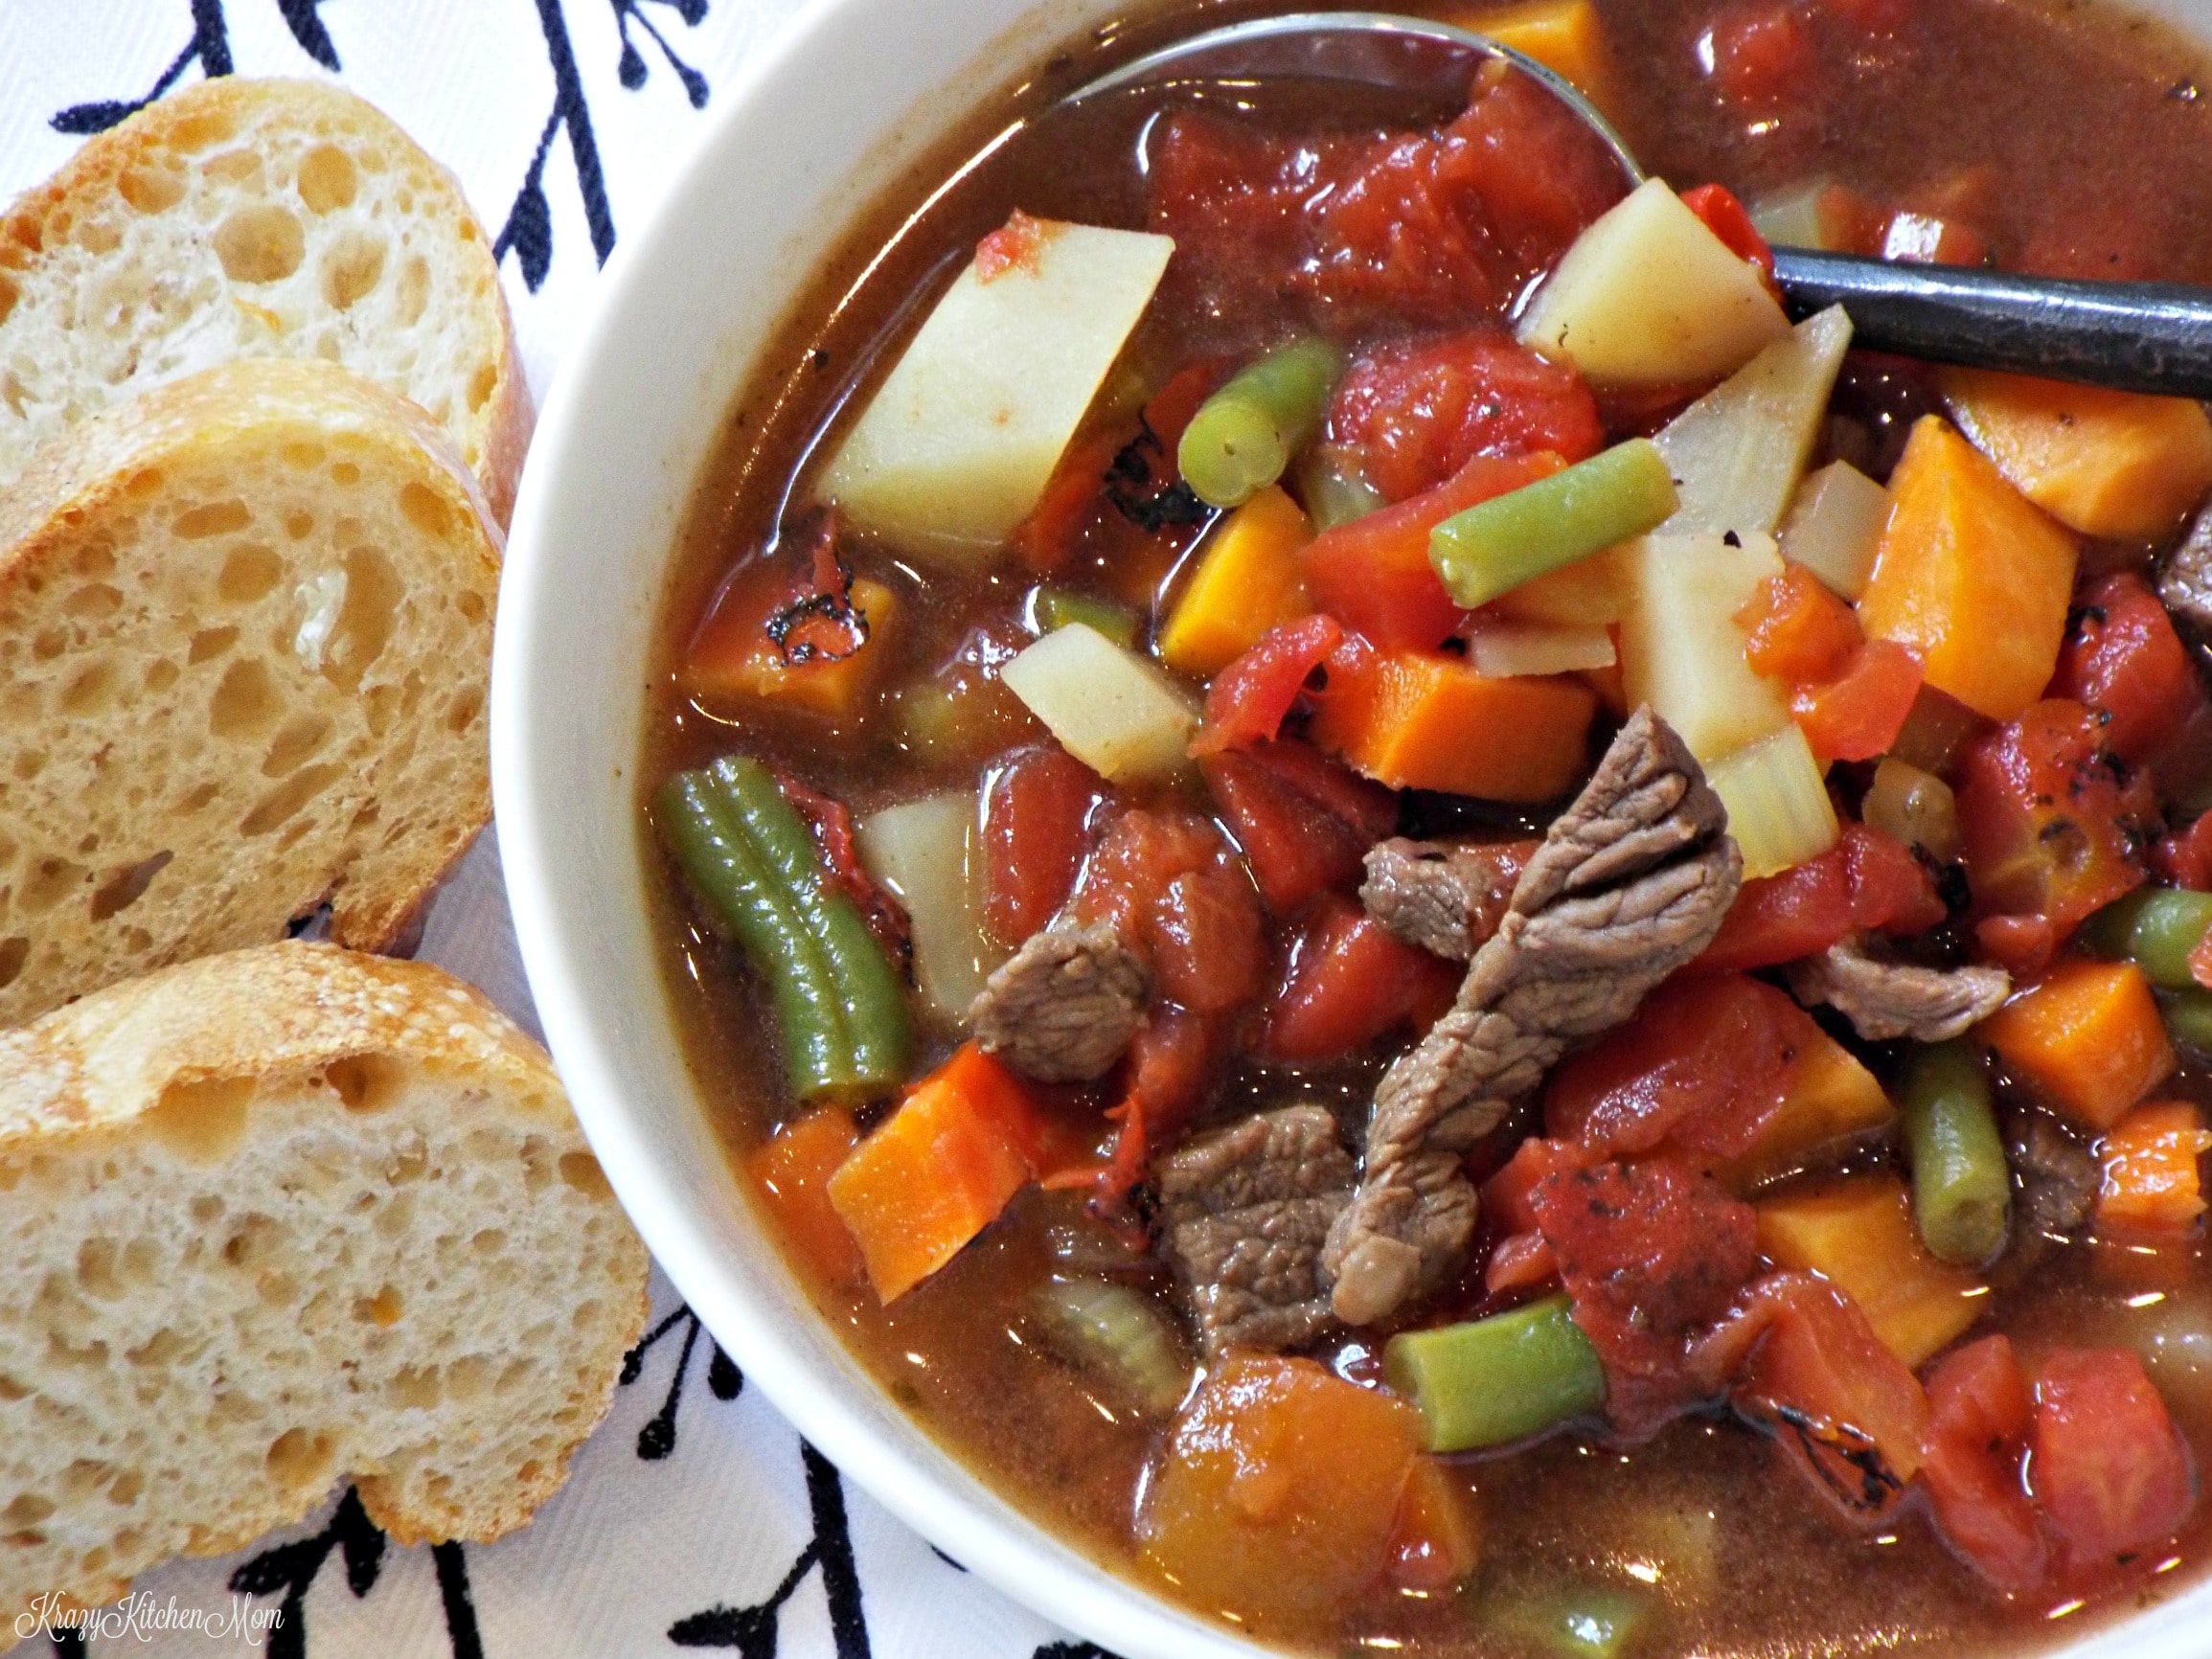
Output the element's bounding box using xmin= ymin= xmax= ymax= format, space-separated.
xmin=0 ymin=5 xmax=1099 ymax=1655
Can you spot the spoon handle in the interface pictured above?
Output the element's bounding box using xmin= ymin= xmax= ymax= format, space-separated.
xmin=1772 ymin=248 xmax=2212 ymax=399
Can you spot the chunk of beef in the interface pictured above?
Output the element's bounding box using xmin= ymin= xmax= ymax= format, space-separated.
xmin=2011 ymin=1111 xmax=2099 ymax=1240
xmin=1323 ymin=708 xmax=1743 ymax=1326
xmin=1359 ymin=837 xmax=1533 ymax=960
xmin=1158 ymin=1104 xmax=1355 ymax=1356
xmin=1786 ymin=933 xmax=2010 ymax=1043
xmin=2159 ymin=502 xmax=2212 ymax=640
xmin=968 ymin=920 xmax=1147 ymax=1082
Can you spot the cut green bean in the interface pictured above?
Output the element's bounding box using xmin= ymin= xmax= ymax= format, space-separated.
xmin=705 ymin=756 xmax=912 ymax=1092
xmin=1428 ymin=438 xmax=1680 ymax=608
xmin=655 ymin=771 xmax=852 ymax=1099
xmin=1494 ymin=1584 xmax=1652 ymax=1659
xmin=1382 ymin=1293 xmax=1606 ymax=1451
xmin=2082 ymin=888 xmax=2212 ymax=989
xmin=1901 ymin=1039 xmax=2010 ymax=1266
xmin=1025 ymin=584 xmax=1137 ymax=648
xmin=2164 ymin=987 xmax=2212 ymax=1055
xmin=1177 ymin=336 xmax=1347 ymax=509
xmin=1291 ymin=443 xmax=1387 ymax=531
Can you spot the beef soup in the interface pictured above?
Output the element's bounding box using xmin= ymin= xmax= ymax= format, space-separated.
xmin=640 ymin=0 xmax=2212 ymax=1651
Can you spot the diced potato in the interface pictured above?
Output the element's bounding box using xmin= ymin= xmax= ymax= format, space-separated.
xmin=1654 ymin=306 xmax=1854 ymax=541
xmin=823 ymin=217 xmax=1174 ymax=561
xmin=1941 ymin=367 xmax=2212 ymax=540
xmin=1778 ymin=461 xmax=1891 ymax=601
xmin=855 ymin=790 xmax=1004 ymax=1022
xmin=1619 ymin=532 xmax=1790 ymax=763
xmin=1157 ymin=484 xmax=1312 ymax=675
xmin=1000 ymin=623 xmax=1197 ymax=782
xmin=1517 ymin=178 xmax=1791 ymax=387
xmin=1463 ymin=618 xmax=1615 ymax=678
xmin=1704 ymin=723 xmax=1838 ymax=880
xmin=1756 ymin=1175 xmax=1987 ymax=1368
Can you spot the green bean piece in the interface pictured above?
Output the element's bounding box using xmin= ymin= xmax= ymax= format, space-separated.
xmin=1177 ymin=336 xmax=1348 ymax=509
xmin=1292 ymin=443 xmax=1387 ymax=532
xmin=2164 ymin=987 xmax=2212 ymax=1055
xmin=1494 ymin=1584 xmax=1652 ymax=1659
xmin=655 ymin=771 xmax=852 ymax=1100
xmin=1428 ymin=438 xmax=1680 ymax=608
xmin=2082 ymin=888 xmax=2212 ymax=989
xmin=1901 ymin=1040 xmax=2010 ymax=1265
xmin=705 ymin=756 xmax=912 ymax=1093
xmin=1026 ymin=584 xmax=1138 ymax=648
xmin=1381 ymin=1294 xmax=1606 ymax=1452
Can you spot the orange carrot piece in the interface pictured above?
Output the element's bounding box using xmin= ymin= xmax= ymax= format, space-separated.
xmin=1857 ymin=416 xmax=2078 ymax=722
xmin=1309 ymin=648 xmax=1596 ymax=802
xmin=827 ymin=1043 xmax=1051 ymax=1302
xmin=1980 ymin=960 xmax=2176 ymax=1131
xmin=1383 ymin=1456 xmax=1483 ymax=1594
xmin=687 ymin=573 xmax=899 ymax=717
xmin=1738 ymin=563 xmax=1861 ymax=684
xmin=1707 ymin=1034 xmax=1895 ymax=1194
xmin=1755 ymin=1174 xmax=1986 ymax=1368
xmin=749 ymin=1105 xmax=866 ymax=1287
xmin=2095 ymin=1101 xmax=2212 ymax=1238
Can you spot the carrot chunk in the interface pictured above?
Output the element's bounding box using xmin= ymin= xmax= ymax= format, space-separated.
xmin=2095 ymin=1101 xmax=2212 ymax=1238
xmin=1754 ymin=1174 xmax=1985 ymax=1368
xmin=1309 ymin=648 xmax=1595 ymax=801
xmin=1980 ymin=960 xmax=2176 ymax=1131
xmin=749 ymin=1104 xmax=866 ymax=1288
xmin=1856 ymin=416 xmax=2078 ymax=722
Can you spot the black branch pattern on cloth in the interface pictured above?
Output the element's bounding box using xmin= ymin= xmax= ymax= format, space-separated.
xmin=225 ymin=1488 xmax=484 ymax=1659
xmin=621 ymin=1302 xmax=745 ymax=1460
xmin=48 ymin=0 xmax=340 ymax=133
xmin=669 ymin=1444 xmax=869 ymax=1658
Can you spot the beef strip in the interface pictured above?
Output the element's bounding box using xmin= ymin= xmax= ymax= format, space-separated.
xmin=2011 ymin=1110 xmax=2099 ymax=1240
xmin=1786 ymin=933 xmax=2010 ymax=1043
xmin=1359 ymin=837 xmax=1528 ymax=960
xmin=967 ymin=920 xmax=1147 ymax=1082
xmin=2160 ymin=501 xmax=2212 ymax=639
xmin=1321 ymin=707 xmax=1743 ymax=1326
xmin=1157 ymin=1104 xmax=1356 ymax=1356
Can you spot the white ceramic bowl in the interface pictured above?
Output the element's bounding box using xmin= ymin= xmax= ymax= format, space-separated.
xmin=492 ymin=1 xmax=2212 ymax=1655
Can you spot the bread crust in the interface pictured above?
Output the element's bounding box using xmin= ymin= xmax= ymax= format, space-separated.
xmin=0 ymin=77 xmax=530 ymax=525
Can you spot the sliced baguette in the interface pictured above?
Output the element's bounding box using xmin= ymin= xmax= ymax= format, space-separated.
xmin=0 ymin=942 xmax=650 ymax=1630
xmin=0 ymin=77 xmax=529 ymax=525
xmin=0 ymin=356 xmax=499 ymax=1028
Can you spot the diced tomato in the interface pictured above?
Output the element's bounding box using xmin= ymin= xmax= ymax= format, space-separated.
xmin=2155 ymin=812 xmax=2212 ymax=892
xmin=1191 ymin=616 xmax=1344 ymax=756
xmin=1152 ymin=865 xmax=1266 ymax=1014
xmin=1481 ymin=1135 xmax=1596 ymax=1233
xmin=1955 ymin=698 xmax=2154 ymax=931
xmin=2051 ymin=573 xmax=2207 ymax=768
xmin=1528 ymin=1154 xmax=1760 ymax=1436
xmin=1976 ymin=913 xmax=2058 ymax=979
xmin=1545 ymin=973 xmax=1812 ymax=1160
xmin=983 ymin=746 xmax=1103 ymax=945
xmin=1201 ymin=739 xmax=1398 ymax=914
xmin=1303 ymin=451 xmax=1565 ymax=650
xmin=1014 ymin=430 xmax=1125 ymax=572
xmin=1699 ymin=851 xmax=1855 ymax=972
xmin=1700 ymin=3 xmax=1817 ymax=108
xmin=1265 ymin=895 xmax=1462 ymax=1065
xmin=1794 ymin=640 xmax=1926 ymax=764
xmin=1141 ymin=360 xmax=1223 ymax=459
xmin=1679 ymin=182 xmax=1777 ymax=281
xmin=1148 ymin=71 xmax=1627 ymax=333
xmin=1485 ymin=1231 xmax=1561 ymax=1295
xmin=1921 ymin=1336 xmax=2047 ymax=1592
xmin=1705 ymin=1273 xmax=1930 ymax=1525
xmin=778 ymin=772 xmax=912 ymax=960
xmin=1326 ymin=330 xmax=1604 ymax=503
xmin=2031 ymin=1348 xmax=2196 ymax=1581
xmin=1740 ymin=564 xmax=1862 ymax=683
xmin=1841 ymin=821 xmax=1947 ymax=934
xmin=1127 ymin=1005 xmax=1220 ymax=1137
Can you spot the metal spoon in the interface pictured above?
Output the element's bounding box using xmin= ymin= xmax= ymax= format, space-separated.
xmin=1070 ymin=11 xmax=2212 ymax=398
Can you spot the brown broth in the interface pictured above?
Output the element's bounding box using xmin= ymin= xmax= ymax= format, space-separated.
xmin=640 ymin=1 xmax=2212 ymax=1652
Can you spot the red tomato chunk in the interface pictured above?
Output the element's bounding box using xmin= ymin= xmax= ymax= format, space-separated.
xmin=1201 ymin=738 xmax=1397 ymax=915
xmin=2031 ymin=1348 xmax=2197 ymax=1582
xmin=1921 ymin=1336 xmax=2047 ymax=1591
xmin=2051 ymin=572 xmax=2209 ymax=768
xmin=983 ymin=745 xmax=1102 ymax=944
xmin=1265 ymin=896 xmax=1460 ymax=1064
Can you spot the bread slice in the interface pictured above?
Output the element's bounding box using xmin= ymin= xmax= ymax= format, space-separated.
xmin=0 ymin=77 xmax=530 ymax=525
xmin=0 ymin=942 xmax=650 ymax=1631
xmin=0 ymin=355 xmax=499 ymax=1029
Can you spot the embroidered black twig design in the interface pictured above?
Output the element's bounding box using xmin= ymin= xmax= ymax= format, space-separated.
xmin=613 ymin=0 xmax=710 ymax=106
xmin=1036 ymin=1645 xmax=1119 ymax=1659
xmin=669 ymin=1444 xmax=870 ymax=1658
xmin=621 ymin=1304 xmax=744 ymax=1460
xmin=49 ymin=0 xmax=230 ymax=133
xmin=276 ymin=0 xmax=343 ymax=70
xmin=431 ymin=1543 xmax=487 ymax=1659
xmin=227 ymin=1488 xmax=485 ymax=1659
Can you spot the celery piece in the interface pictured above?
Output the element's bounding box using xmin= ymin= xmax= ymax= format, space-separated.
xmin=2082 ymin=889 xmax=2212 ymax=990
xmin=1902 ymin=1041 xmax=2010 ymax=1266
xmin=1382 ymin=1294 xmax=1606 ymax=1452
xmin=1292 ymin=443 xmax=1387 ymax=531
xmin=1032 ymin=1277 xmax=1192 ymax=1414
xmin=1025 ymin=583 xmax=1138 ymax=648
xmin=1429 ymin=439 xmax=1678 ymax=609
xmin=1177 ymin=337 xmax=1348 ymax=510
xmin=1780 ymin=460 xmax=1892 ymax=601
xmin=1748 ymin=178 xmax=1836 ymax=249
xmin=1705 ymin=723 xmax=1839 ymax=880
xmin=1862 ymin=757 xmax=1961 ymax=862
xmin=1494 ymin=1584 xmax=1653 ymax=1659
xmin=2167 ymin=988 xmax=2212 ymax=1056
